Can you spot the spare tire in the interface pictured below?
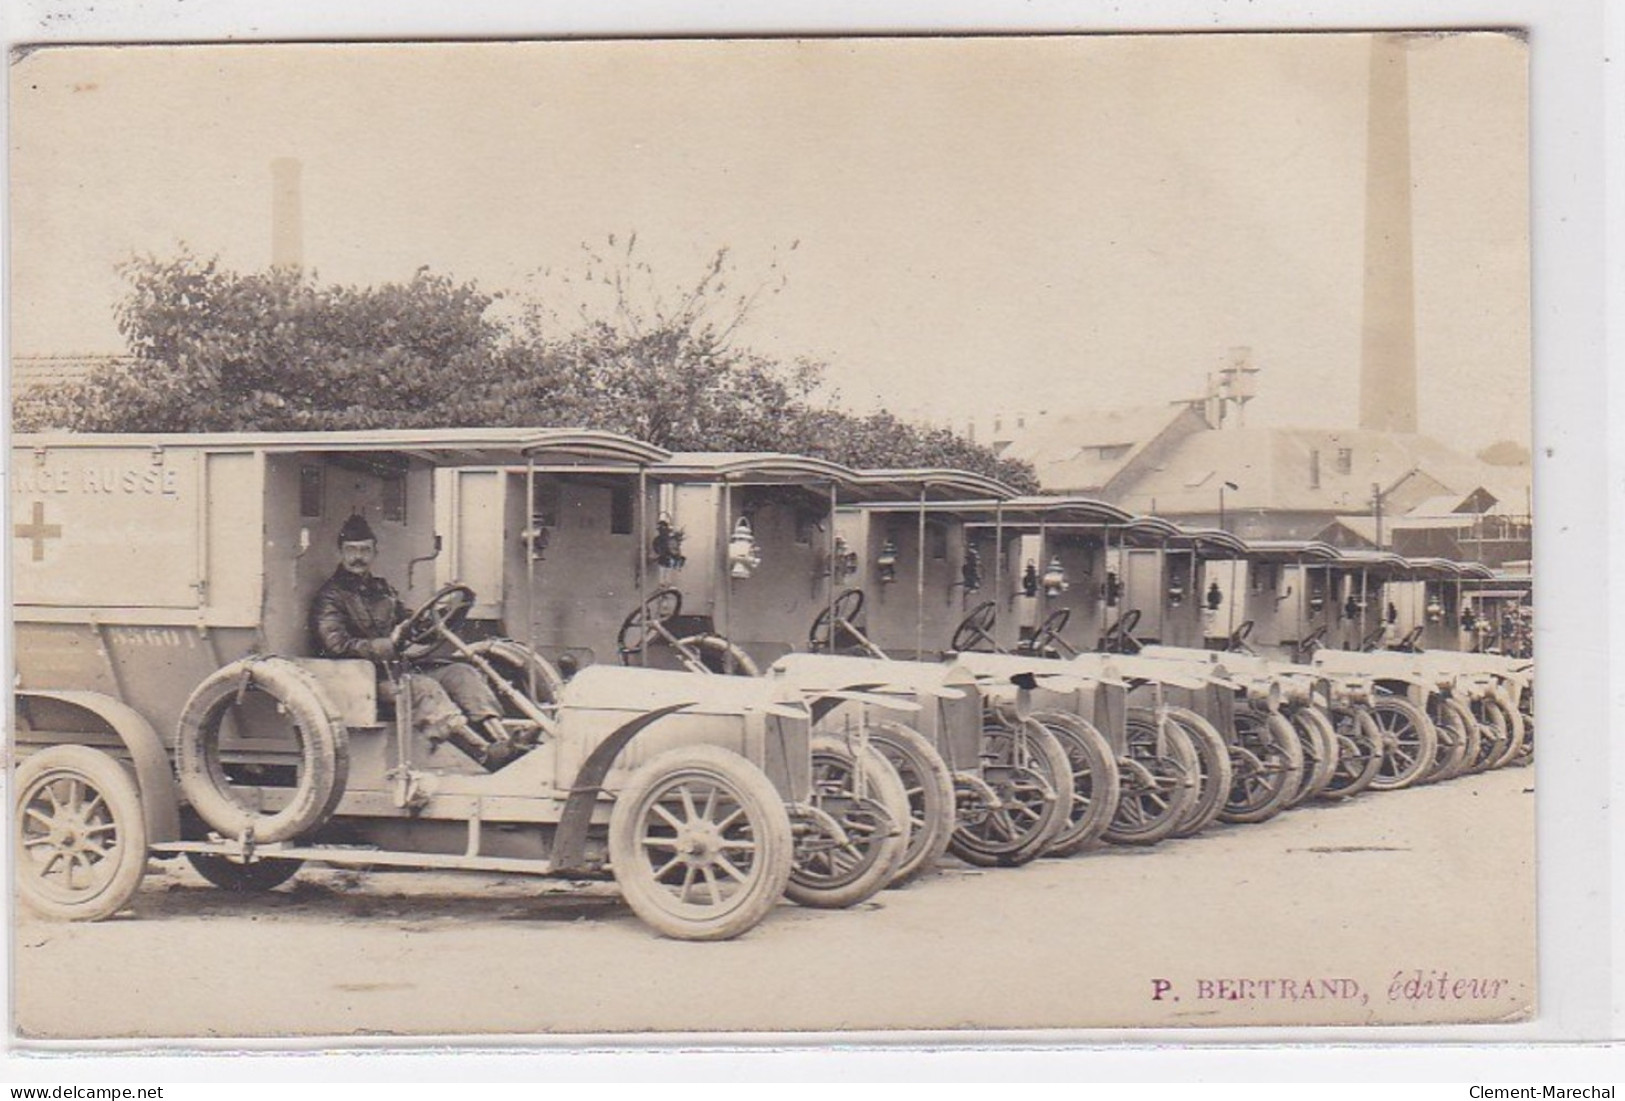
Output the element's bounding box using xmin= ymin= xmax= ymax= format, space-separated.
xmin=176 ymin=658 xmax=349 ymax=844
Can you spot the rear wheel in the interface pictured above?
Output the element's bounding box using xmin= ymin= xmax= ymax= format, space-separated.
xmin=1219 ymin=709 xmax=1303 ymax=824
xmin=1031 ymin=710 xmax=1121 ymax=856
xmin=948 ymin=719 xmax=1071 ymax=867
xmin=1105 ymin=711 xmax=1200 ymax=845
xmin=1367 ymin=695 xmax=1438 ymax=791
xmin=608 ymin=745 xmax=792 ymax=941
xmin=673 ymin=635 xmax=761 ymax=677
xmin=784 ymin=734 xmax=909 ymax=908
xmin=867 ymin=721 xmax=955 ymax=887
xmin=185 ymin=852 xmax=304 ymax=893
xmin=1163 ymin=706 xmax=1232 ymax=838
xmin=15 ymin=745 xmax=148 ymax=921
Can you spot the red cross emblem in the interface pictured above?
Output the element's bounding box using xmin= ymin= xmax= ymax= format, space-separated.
xmin=15 ymin=501 xmax=63 ymax=561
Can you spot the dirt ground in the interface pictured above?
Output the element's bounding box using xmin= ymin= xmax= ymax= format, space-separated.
xmin=10 ymin=764 xmax=1535 ymax=1041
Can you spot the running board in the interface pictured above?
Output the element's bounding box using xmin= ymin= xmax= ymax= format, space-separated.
xmin=152 ymin=840 xmax=568 ymax=877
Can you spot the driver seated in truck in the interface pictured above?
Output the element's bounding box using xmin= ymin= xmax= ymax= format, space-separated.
xmin=311 ymin=512 xmax=521 ymax=770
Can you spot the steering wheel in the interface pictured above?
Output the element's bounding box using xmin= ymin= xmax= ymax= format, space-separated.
xmin=809 ymin=588 xmax=866 ymax=652
xmin=395 ymin=584 xmax=476 ymax=660
xmin=1394 ymin=625 xmax=1426 ymax=653
xmin=1226 ymin=619 xmax=1256 ymax=655
xmin=1294 ymin=624 xmax=1327 ymax=660
xmin=1100 ymin=609 xmax=1142 ymax=653
xmin=617 ymin=587 xmax=683 ymax=662
xmin=951 ymin=602 xmax=1000 ymax=653
xmin=1359 ymin=624 xmax=1389 ymax=652
xmin=1024 ymin=607 xmax=1072 ymax=655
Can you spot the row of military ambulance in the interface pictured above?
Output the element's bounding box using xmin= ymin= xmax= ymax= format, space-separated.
xmin=12 ymin=429 xmax=1533 ymax=940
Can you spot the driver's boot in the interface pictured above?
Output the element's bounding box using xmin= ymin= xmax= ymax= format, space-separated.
xmin=477 ymin=716 xmax=527 ymax=768
xmin=434 ymin=719 xmax=494 ymax=768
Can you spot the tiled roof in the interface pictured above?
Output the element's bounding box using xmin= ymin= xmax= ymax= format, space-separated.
xmin=10 ymin=354 xmax=134 ymax=393
xmin=1107 ymin=426 xmax=1530 ymax=516
xmin=999 ymin=404 xmax=1203 ymax=493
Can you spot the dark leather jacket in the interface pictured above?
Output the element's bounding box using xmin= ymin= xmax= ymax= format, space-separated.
xmin=310 ymin=568 xmax=407 ymax=663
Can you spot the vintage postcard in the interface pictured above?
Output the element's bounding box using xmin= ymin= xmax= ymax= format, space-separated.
xmin=8 ymin=32 xmax=1535 ymax=1041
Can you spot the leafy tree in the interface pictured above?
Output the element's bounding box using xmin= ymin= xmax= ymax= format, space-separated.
xmin=15 ymin=243 xmax=1037 ymax=491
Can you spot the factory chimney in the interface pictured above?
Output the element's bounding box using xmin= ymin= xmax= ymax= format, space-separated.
xmin=270 ymin=157 xmax=304 ymax=269
xmin=1358 ymin=34 xmax=1418 ymax=434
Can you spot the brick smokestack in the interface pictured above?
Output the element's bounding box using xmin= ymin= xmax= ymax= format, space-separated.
xmin=271 ymin=157 xmax=304 ymax=269
xmin=1358 ymin=34 xmax=1418 ymax=434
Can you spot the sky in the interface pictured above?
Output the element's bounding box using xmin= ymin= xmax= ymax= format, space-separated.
xmin=8 ymin=33 xmax=1530 ymax=453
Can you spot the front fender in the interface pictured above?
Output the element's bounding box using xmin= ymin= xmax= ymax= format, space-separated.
xmin=550 ymin=702 xmax=694 ymax=874
xmin=15 ymin=689 xmax=181 ymax=843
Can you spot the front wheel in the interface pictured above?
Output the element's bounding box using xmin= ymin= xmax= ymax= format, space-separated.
xmin=607 ymin=745 xmax=792 ymax=941
xmin=1030 ymin=710 xmax=1121 ymax=857
xmin=1367 ymin=696 xmax=1438 ymax=791
xmin=1163 ymin=706 xmax=1232 ymax=839
xmin=1320 ymin=705 xmax=1384 ymax=800
xmin=15 ymin=745 xmax=149 ymax=921
xmin=1105 ymin=711 xmax=1200 ymax=845
xmin=1286 ymin=705 xmax=1341 ymax=804
xmin=949 ymin=719 xmax=1072 ymax=867
xmin=1219 ymin=708 xmax=1303 ymax=825
xmin=784 ymin=734 xmax=910 ymax=908
xmin=1427 ymin=696 xmax=1478 ymax=782
xmin=866 ymin=722 xmax=956 ymax=888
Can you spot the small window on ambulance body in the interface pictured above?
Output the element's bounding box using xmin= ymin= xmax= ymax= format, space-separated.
xmin=381 ymin=472 xmax=408 ymax=524
xmin=300 ymin=465 xmax=324 ymax=518
xmin=610 ymin=486 xmax=634 ymax=536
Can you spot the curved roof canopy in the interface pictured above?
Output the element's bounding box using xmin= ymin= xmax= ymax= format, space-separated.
xmin=657 ymin=451 xmax=864 ymax=486
xmin=14 ymin=428 xmax=672 ymax=467
xmin=1164 ymin=525 xmax=1250 ymax=558
xmin=855 ymin=468 xmax=1020 ymax=502
xmin=1243 ymin=539 xmax=1345 ymax=563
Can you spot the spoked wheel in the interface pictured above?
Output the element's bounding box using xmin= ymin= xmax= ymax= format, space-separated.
xmin=185 ymin=852 xmax=304 ymax=893
xmin=1320 ymin=705 xmax=1384 ymax=800
xmin=1162 ymin=706 xmax=1232 ymax=839
xmin=607 ymin=745 xmax=792 ymax=941
xmin=784 ymin=734 xmax=909 ymax=908
xmin=14 ymin=745 xmax=149 ymax=921
xmin=1425 ymin=696 xmax=1478 ymax=782
xmin=1029 ymin=710 xmax=1121 ymax=857
xmin=866 ymin=721 xmax=956 ymax=887
xmin=1513 ymin=696 xmax=1534 ymax=766
xmin=1219 ymin=708 xmax=1304 ymax=825
xmin=1493 ymin=687 xmax=1528 ymax=768
xmin=948 ymin=719 xmax=1072 ymax=867
xmin=1367 ymin=695 xmax=1439 ymax=791
xmin=1285 ymin=705 xmax=1340 ymax=805
xmin=1104 ymin=711 xmax=1199 ymax=846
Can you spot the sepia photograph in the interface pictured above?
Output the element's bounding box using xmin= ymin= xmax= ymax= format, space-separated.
xmin=7 ymin=30 xmax=1540 ymax=1042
